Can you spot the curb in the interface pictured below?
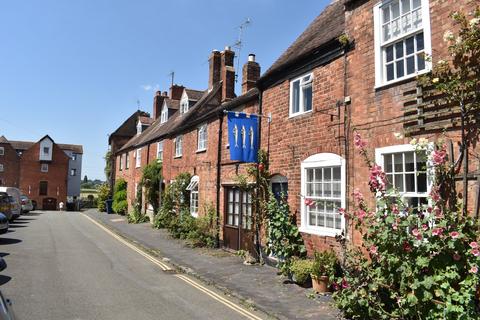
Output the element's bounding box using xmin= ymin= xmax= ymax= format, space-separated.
xmin=84 ymin=212 xmax=282 ymax=320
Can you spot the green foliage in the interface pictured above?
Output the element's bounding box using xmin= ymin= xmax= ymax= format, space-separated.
xmin=265 ymin=190 xmax=306 ymax=275
xmin=112 ymin=178 xmax=128 ymax=215
xmin=127 ymin=207 xmax=150 ymax=224
xmin=290 ymin=258 xmax=314 ymax=285
xmin=97 ymin=183 xmax=110 ymax=212
xmin=104 ymin=150 xmax=113 ymax=182
xmin=141 ymin=161 xmax=162 ymax=214
xmin=312 ymin=250 xmax=338 ymax=279
xmin=333 ymin=131 xmax=480 ymax=319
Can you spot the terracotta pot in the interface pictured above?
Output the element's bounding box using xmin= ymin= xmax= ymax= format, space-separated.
xmin=311 ymin=275 xmax=329 ymax=293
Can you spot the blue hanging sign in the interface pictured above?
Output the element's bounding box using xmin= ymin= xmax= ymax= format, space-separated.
xmin=227 ymin=112 xmax=259 ymax=163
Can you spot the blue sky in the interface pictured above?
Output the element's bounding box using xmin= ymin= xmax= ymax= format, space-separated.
xmin=0 ymin=0 xmax=329 ymax=180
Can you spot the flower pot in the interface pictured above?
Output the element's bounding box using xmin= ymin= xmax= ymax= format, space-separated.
xmin=311 ymin=275 xmax=329 ymax=293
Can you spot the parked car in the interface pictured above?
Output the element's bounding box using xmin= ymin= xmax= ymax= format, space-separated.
xmin=20 ymin=195 xmax=33 ymax=213
xmin=0 ymin=257 xmax=16 ymax=319
xmin=0 ymin=188 xmax=21 ymax=220
xmin=31 ymin=200 xmax=37 ymax=211
xmin=7 ymin=197 xmax=20 ymax=221
xmin=0 ymin=213 xmax=8 ymax=234
xmin=0 ymin=193 xmax=13 ymax=221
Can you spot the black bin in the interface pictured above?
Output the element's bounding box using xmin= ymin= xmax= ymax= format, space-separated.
xmin=105 ymin=199 xmax=113 ymax=214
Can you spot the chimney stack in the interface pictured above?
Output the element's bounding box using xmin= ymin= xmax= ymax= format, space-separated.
xmin=152 ymin=91 xmax=166 ymax=120
xmin=242 ymin=54 xmax=260 ymax=94
xmin=221 ymin=46 xmax=235 ymax=102
xmin=208 ymin=50 xmax=221 ymax=90
xmin=169 ymin=84 xmax=185 ymax=100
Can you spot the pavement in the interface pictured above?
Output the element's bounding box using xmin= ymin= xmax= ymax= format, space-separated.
xmin=0 ymin=211 xmax=268 ymax=320
xmin=84 ymin=209 xmax=340 ymax=320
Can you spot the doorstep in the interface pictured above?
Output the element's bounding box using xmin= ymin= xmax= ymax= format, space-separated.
xmin=83 ymin=209 xmax=341 ymax=320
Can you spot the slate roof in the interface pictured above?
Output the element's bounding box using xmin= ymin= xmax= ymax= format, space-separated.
xmin=138 ymin=116 xmax=154 ymax=125
xmin=164 ymin=98 xmax=180 ymax=110
xmin=185 ymin=89 xmax=205 ymax=101
xmin=108 ymin=110 xmax=150 ymax=144
xmin=7 ymin=140 xmax=83 ymax=154
xmin=259 ymin=0 xmax=345 ymax=82
xmin=0 ymin=136 xmax=8 ymax=143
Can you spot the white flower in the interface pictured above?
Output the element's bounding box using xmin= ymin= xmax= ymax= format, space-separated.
xmin=452 ymin=12 xmax=460 ymax=20
xmin=418 ymin=138 xmax=429 ymax=147
xmin=443 ymin=30 xmax=454 ymax=42
xmin=432 ymin=78 xmax=439 ymax=83
xmin=410 ymin=138 xmax=418 ymax=146
xmin=470 ymin=17 xmax=480 ymax=27
xmin=394 ymin=132 xmax=404 ymax=139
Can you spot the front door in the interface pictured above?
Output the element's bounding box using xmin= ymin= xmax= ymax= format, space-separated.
xmin=42 ymin=197 xmax=57 ymax=210
xmin=223 ymin=187 xmax=254 ymax=253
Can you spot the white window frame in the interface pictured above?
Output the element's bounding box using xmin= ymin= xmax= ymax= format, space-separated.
xmin=175 ymin=135 xmax=183 ymax=158
xmin=160 ymin=102 xmax=168 ymax=124
xmin=0 ymin=147 xmax=4 ymax=156
xmin=197 ymin=124 xmax=207 ymax=152
xmin=119 ymin=155 xmax=123 ymax=171
xmin=300 ymin=153 xmax=346 ymax=237
xmin=135 ymin=148 xmax=142 ymax=168
xmin=136 ymin=120 xmax=142 ymax=135
xmin=0 ymin=164 xmax=3 ymax=172
xmin=180 ymin=91 xmax=189 ymax=114
xmin=289 ymin=72 xmax=313 ymax=117
xmin=70 ymin=169 xmax=76 ymax=176
xmin=374 ymin=0 xmax=432 ymax=88
xmin=41 ymin=163 xmax=49 ymax=173
xmin=157 ymin=141 xmax=163 ymax=161
xmin=375 ymin=144 xmax=433 ymax=205
xmin=125 ymin=152 xmax=130 ymax=169
xmin=187 ymin=176 xmax=199 ymax=217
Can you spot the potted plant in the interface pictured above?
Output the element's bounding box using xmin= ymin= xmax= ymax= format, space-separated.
xmin=311 ymin=250 xmax=337 ymax=293
xmin=290 ymin=258 xmax=313 ymax=287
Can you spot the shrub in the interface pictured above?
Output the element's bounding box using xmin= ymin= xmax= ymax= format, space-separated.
xmin=290 ymin=258 xmax=314 ymax=285
xmin=112 ymin=179 xmax=128 ymax=215
xmin=97 ymin=183 xmax=110 ymax=212
xmin=127 ymin=207 xmax=150 ymax=224
xmin=141 ymin=161 xmax=162 ymax=214
xmin=311 ymin=250 xmax=338 ymax=279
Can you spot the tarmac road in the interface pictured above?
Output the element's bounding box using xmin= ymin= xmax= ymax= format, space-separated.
xmin=0 ymin=211 xmax=265 ymax=320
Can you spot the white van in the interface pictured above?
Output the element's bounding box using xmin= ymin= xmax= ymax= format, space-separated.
xmin=0 ymin=187 xmax=22 ymax=220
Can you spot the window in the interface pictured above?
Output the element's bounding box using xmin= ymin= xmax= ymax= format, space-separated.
xmin=290 ymin=73 xmax=313 ymax=117
xmin=157 ymin=141 xmax=163 ymax=161
xmin=119 ymin=155 xmax=123 ymax=171
xmin=135 ymin=148 xmax=141 ymax=168
xmin=186 ymin=176 xmax=199 ymax=217
xmin=125 ymin=152 xmax=130 ymax=169
xmin=375 ymin=144 xmax=430 ymax=209
xmin=197 ymin=124 xmax=207 ymax=151
xmin=70 ymin=169 xmax=76 ymax=176
xmin=160 ymin=105 xmax=168 ymax=124
xmin=0 ymin=147 xmax=4 ymax=156
xmin=0 ymin=164 xmax=3 ymax=172
xmin=71 ymin=154 xmax=76 ymax=161
xmin=175 ymin=135 xmax=183 ymax=157
xmin=136 ymin=120 xmax=142 ymax=135
xmin=300 ymin=153 xmax=345 ymax=236
xmin=180 ymin=98 xmax=189 ymax=114
xmin=43 ymin=147 xmax=50 ymax=155
xmin=225 ymin=188 xmax=252 ymax=229
xmin=39 ymin=181 xmax=48 ymax=196
xmin=41 ymin=163 xmax=49 ymax=173
xmin=271 ymin=174 xmax=288 ymax=202
xmin=374 ymin=0 xmax=431 ymax=86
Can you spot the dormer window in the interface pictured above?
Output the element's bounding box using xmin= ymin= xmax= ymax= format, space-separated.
xmin=43 ymin=147 xmax=50 ymax=155
xmin=160 ymin=103 xmax=168 ymax=124
xmin=180 ymin=91 xmax=189 ymax=114
xmin=136 ymin=120 xmax=142 ymax=135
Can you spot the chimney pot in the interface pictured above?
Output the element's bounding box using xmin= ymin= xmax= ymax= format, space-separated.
xmin=242 ymin=53 xmax=260 ymax=94
xmin=155 ymin=91 xmax=161 ymax=96
xmin=224 ymin=46 xmax=231 ymax=51
xmin=248 ymin=54 xmax=255 ymax=62
xmin=162 ymin=91 xmax=168 ymax=97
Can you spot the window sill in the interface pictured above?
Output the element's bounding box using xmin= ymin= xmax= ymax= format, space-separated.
xmin=288 ymin=109 xmax=313 ymax=119
xmin=191 ymin=212 xmax=198 ymax=218
xmin=174 ymin=155 xmax=182 ymax=159
xmin=375 ymin=69 xmax=430 ymax=91
xmin=299 ymin=226 xmax=343 ymax=238
xmin=196 ymin=148 xmax=207 ymax=154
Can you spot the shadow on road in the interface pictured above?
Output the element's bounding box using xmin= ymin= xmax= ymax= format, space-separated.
xmin=22 ymin=211 xmax=42 ymax=216
xmin=16 ymin=217 xmax=36 ymax=221
xmin=0 ymin=238 xmax=22 ymax=245
xmin=8 ymin=225 xmax=27 ymax=228
xmin=0 ymin=275 xmax=11 ymax=286
xmin=0 ymin=253 xmax=9 ymax=258
xmin=11 ymin=220 xmax=29 ymax=224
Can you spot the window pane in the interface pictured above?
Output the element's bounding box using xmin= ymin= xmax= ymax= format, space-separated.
xmin=417 ymin=173 xmax=427 ymax=192
xmin=324 ymin=182 xmax=332 ymax=197
xmin=394 ymin=173 xmax=404 ymax=192
xmin=412 ymin=0 xmax=421 ymax=9
xmin=386 ymin=63 xmax=394 ymax=81
xmin=391 ymin=2 xmax=400 ymax=19
xmin=406 ymin=56 xmax=415 ymax=74
xmin=386 ymin=174 xmax=394 ymax=190
xmin=333 ymin=167 xmax=341 ymax=180
xmin=396 ymin=60 xmax=404 ymax=78
xmin=401 ymin=0 xmax=410 ymax=14
xmin=402 ymin=13 xmax=412 ymax=33
xmin=383 ymin=24 xmax=392 ymax=42
xmin=405 ymin=173 xmax=415 ymax=192
xmin=392 ymin=18 xmax=401 ymax=38
xmin=303 ymin=85 xmax=312 ymax=112
xmin=405 ymin=152 xmax=415 ymax=171
xmin=309 ymin=211 xmax=316 ymax=226
xmin=326 ymin=201 xmax=334 ymax=213
xmin=307 ymin=169 xmax=314 ymax=182
xmin=292 ymin=80 xmax=300 ymax=113
xmin=382 ymin=6 xmax=390 ymax=23
xmin=385 ymin=154 xmax=393 ymax=172
xmin=395 ymin=42 xmax=404 ymax=58
xmin=334 ymin=214 xmax=342 ymax=229
xmin=416 ymin=33 xmax=424 ymax=51
xmin=332 ymin=182 xmax=341 ymax=198
xmin=314 ymin=183 xmax=322 ymax=197
xmin=314 ymin=169 xmax=322 ymax=182
xmin=412 ymin=8 xmax=422 ymax=28
xmin=326 ymin=215 xmax=334 ymax=228
xmin=417 ymin=54 xmax=425 ymax=70
xmin=394 ymin=153 xmax=403 ymax=172
xmin=307 ymin=183 xmax=313 ymax=197
xmin=406 ymin=36 xmax=414 ymax=54
xmin=385 ymin=46 xmax=393 ymax=62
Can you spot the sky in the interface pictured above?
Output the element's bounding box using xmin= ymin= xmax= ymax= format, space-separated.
xmin=0 ymin=0 xmax=330 ymax=180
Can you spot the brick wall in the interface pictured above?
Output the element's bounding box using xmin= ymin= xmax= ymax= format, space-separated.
xmin=0 ymin=143 xmax=20 ymax=187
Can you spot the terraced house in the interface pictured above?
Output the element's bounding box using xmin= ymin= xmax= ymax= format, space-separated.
xmin=110 ymin=0 xmax=478 ymax=256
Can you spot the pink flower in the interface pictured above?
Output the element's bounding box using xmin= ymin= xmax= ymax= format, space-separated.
xmin=392 ymin=222 xmax=398 ymax=230
xmin=434 ymin=207 xmax=443 ymax=218
xmin=338 ymin=208 xmax=346 ymax=215
xmin=432 ymin=149 xmax=447 ymax=166
xmin=304 ymin=198 xmax=315 ymax=207
xmin=353 ymin=188 xmax=364 ymax=204
xmin=470 ymin=242 xmax=478 ymax=249
xmin=403 ymin=241 xmax=412 ymax=252
xmin=430 ymin=186 xmax=441 ymax=202
xmin=412 ymin=228 xmax=420 ymax=237
xmin=432 ymin=228 xmax=443 ymax=236
xmin=355 ymin=209 xmax=366 ymax=220
xmin=453 ymin=253 xmax=461 ymax=261
xmin=370 ymin=245 xmax=378 ymax=255
xmin=341 ymin=278 xmax=349 ymax=289
xmin=369 ymin=164 xmax=387 ymax=192
xmin=470 ymin=266 xmax=478 ymax=274
xmin=391 ymin=205 xmax=400 ymax=215
xmin=354 ymin=132 xmax=367 ymax=149
xmin=422 ymin=224 xmax=429 ymax=231
xmin=472 ymin=249 xmax=480 ymax=257
xmin=450 ymin=231 xmax=460 ymax=239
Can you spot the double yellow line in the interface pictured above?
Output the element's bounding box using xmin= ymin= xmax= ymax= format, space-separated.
xmin=82 ymin=214 xmax=264 ymax=320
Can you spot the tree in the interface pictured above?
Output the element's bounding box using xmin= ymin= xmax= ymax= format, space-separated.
xmin=83 ymin=175 xmax=88 ymax=183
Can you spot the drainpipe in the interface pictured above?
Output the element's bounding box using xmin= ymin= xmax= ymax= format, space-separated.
xmin=215 ymin=111 xmax=224 ymax=248
xmin=255 ymin=90 xmax=263 ymax=261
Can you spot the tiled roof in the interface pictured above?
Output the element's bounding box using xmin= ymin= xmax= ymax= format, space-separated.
xmin=108 ymin=110 xmax=150 ymax=143
xmin=165 ymin=98 xmax=180 ymax=110
xmin=0 ymin=136 xmax=9 ymax=143
xmin=138 ymin=116 xmax=154 ymax=125
xmin=259 ymin=0 xmax=345 ymax=82
xmin=185 ymin=89 xmax=205 ymax=101
xmin=8 ymin=140 xmax=83 ymax=154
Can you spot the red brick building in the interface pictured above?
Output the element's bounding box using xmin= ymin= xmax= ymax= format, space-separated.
xmin=0 ymin=135 xmax=83 ymax=210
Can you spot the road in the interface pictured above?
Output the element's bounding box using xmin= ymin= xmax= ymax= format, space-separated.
xmin=0 ymin=211 xmax=265 ymax=320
